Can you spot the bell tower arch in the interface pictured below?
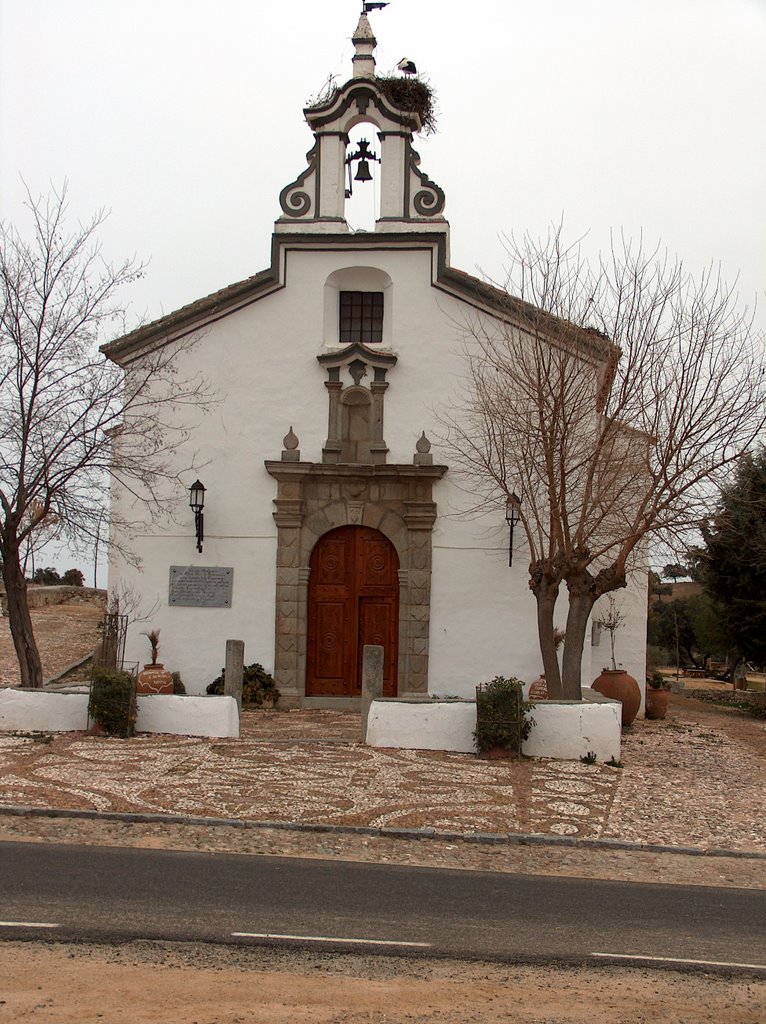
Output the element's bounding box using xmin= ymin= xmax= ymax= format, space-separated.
xmin=276 ymin=11 xmax=446 ymax=236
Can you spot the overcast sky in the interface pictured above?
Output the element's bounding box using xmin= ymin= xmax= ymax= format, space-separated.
xmin=1 ymin=0 xmax=764 ymax=577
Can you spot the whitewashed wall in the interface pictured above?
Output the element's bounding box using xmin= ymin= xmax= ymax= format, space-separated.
xmin=109 ymin=246 xmax=647 ymax=698
xmin=366 ymin=691 xmax=622 ymax=763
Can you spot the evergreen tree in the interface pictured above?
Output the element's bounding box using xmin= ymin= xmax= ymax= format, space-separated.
xmin=701 ymin=449 xmax=766 ymax=666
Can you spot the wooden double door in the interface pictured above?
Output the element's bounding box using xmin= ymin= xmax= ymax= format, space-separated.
xmin=306 ymin=526 xmax=399 ymax=697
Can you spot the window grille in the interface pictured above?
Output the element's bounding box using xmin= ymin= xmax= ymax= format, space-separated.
xmin=339 ymin=291 xmax=383 ymax=344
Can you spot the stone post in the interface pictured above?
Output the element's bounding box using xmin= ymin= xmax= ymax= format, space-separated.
xmin=224 ymin=639 xmax=244 ymax=714
xmin=361 ymin=644 xmax=384 ymax=743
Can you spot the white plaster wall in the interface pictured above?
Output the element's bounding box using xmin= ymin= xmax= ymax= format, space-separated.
xmin=0 ymin=689 xmax=238 ymax=738
xmin=524 ymin=691 xmax=622 ymax=762
xmin=366 ymin=692 xmax=622 ymax=762
xmin=366 ymin=699 xmax=477 ymax=753
xmin=0 ymin=689 xmax=89 ymax=732
xmin=136 ymin=695 xmax=238 ymax=738
xmin=108 ymin=243 xmax=645 ymax=700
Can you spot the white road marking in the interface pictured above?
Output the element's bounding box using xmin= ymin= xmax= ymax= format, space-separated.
xmin=232 ymin=931 xmax=431 ymax=948
xmin=0 ymin=921 xmax=60 ymax=929
xmin=591 ymin=952 xmax=766 ymax=970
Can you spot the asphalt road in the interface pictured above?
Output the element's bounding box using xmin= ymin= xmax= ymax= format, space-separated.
xmin=1 ymin=841 xmax=764 ymax=970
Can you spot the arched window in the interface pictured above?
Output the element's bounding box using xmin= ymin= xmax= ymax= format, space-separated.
xmin=323 ymin=266 xmax=393 ymax=348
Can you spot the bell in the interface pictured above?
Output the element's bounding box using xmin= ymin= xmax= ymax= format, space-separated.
xmin=354 ymin=159 xmax=373 ymax=183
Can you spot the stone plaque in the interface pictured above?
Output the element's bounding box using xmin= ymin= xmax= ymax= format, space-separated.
xmin=169 ymin=566 xmax=234 ymax=608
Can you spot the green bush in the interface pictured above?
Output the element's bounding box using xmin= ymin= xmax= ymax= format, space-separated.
xmin=474 ymin=676 xmax=535 ymax=755
xmin=647 ymin=671 xmax=671 ymax=691
xmin=88 ymin=668 xmax=136 ymax=737
xmin=206 ymin=663 xmax=280 ymax=707
xmin=171 ymin=671 xmax=186 ymax=695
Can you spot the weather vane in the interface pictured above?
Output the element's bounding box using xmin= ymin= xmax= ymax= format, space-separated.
xmin=362 ymin=2 xmax=389 ymax=12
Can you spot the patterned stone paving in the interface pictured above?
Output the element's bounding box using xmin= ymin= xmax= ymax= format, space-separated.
xmin=0 ymin=706 xmax=764 ymax=851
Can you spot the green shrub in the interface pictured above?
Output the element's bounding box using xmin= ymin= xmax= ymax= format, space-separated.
xmin=647 ymin=671 xmax=671 ymax=690
xmin=206 ymin=663 xmax=280 ymax=707
xmin=171 ymin=671 xmax=186 ymax=695
xmin=474 ymin=676 xmax=535 ymax=755
xmin=88 ymin=668 xmax=136 ymax=737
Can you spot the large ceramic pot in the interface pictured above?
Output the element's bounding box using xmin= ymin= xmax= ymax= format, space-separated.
xmin=137 ymin=663 xmax=173 ymax=695
xmin=591 ymin=668 xmax=641 ymax=726
xmin=645 ymin=687 xmax=670 ymax=720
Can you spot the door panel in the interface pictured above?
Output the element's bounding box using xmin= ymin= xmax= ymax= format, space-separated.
xmin=314 ymin=601 xmax=347 ymax=685
xmin=306 ymin=526 xmax=399 ymax=697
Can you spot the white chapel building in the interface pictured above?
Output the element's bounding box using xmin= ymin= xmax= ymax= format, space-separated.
xmin=104 ymin=14 xmax=647 ymax=703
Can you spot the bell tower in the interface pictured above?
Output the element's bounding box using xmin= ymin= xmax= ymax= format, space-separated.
xmin=276 ymin=11 xmax=447 ymax=237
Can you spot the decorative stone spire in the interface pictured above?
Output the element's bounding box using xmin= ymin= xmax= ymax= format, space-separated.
xmin=414 ymin=431 xmax=433 ymax=466
xmin=352 ymin=12 xmax=376 ymax=78
xmin=281 ymin=426 xmax=300 ymax=462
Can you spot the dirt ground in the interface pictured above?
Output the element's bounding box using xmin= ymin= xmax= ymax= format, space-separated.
xmin=0 ymin=941 xmax=764 ymax=1024
xmin=0 ymin=603 xmax=102 ymax=687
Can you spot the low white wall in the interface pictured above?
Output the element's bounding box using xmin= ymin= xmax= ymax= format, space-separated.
xmin=0 ymin=689 xmax=89 ymax=733
xmin=524 ymin=689 xmax=621 ymax=762
xmin=366 ymin=690 xmax=622 ymax=762
xmin=136 ymin=694 xmax=239 ymax=738
xmin=0 ymin=689 xmax=238 ymax=739
xmin=366 ymin=700 xmax=477 ymax=753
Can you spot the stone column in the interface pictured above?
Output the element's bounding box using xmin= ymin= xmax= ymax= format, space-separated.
xmin=361 ymin=644 xmax=384 ymax=742
xmin=377 ymin=132 xmax=408 ymax=221
xmin=272 ymin=494 xmax=306 ymax=703
xmin=323 ymin=377 xmax=343 ymax=463
xmin=369 ymin=377 xmax=389 ymax=464
xmin=224 ymin=640 xmax=244 ymax=713
xmin=316 ymin=133 xmax=347 ymax=221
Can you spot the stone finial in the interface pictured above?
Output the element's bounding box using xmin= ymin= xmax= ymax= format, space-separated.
xmin=281 ymin=426 xmax=301 ymax=462
xmin=352 ymin=12 xmax=377 ymax=79
xmin=414 ymin=431 xmax=433 ymax=465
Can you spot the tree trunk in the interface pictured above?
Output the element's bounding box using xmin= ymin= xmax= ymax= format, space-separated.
xmin=1 ymin=542 xmax=44 ymax=688
xmin=561 ymin=583 xmax=596 ymax=700
xmin=530 ymin=571 xmax=563 ymax=698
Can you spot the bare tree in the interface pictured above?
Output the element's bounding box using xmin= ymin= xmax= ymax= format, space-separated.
xmin=0 ymin=185 xmax=210 ymax=688
xmin=442 ymin=227 xmax=766 ymax=699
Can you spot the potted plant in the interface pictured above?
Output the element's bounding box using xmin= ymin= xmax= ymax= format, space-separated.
xmin=645 ymin=671 xmax=671 ymax=720
xmin=591 ymin=597 xmax=641 ymax=726
xmin=474 ymin=676 xmax=535 ymax=759
xmin=137 ymin=628 xmax=174 ymax=694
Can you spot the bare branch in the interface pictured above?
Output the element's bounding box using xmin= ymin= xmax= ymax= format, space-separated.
xmin=438 ymin=223 xmax=766 ymax=697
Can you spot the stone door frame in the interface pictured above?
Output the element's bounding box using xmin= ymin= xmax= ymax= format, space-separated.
xmin=264 ymin=461 xmax=447 ymax=703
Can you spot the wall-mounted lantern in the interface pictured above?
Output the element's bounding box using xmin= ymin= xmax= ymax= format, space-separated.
xmin=505 ymin=493 xmax=522 ymax=567
xmin=189 ymin=479 xmax=206 ymax=553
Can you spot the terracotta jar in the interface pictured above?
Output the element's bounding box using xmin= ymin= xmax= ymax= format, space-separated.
xmin=137 ymin=663 xmax=173 ymax=695
xmin=591 ymin=668 xmax=641 ymax=726
xmin=528 ymin=675 xmax=548 ymax=701
xmin=645 ymin=687 xmax=670 ymax=720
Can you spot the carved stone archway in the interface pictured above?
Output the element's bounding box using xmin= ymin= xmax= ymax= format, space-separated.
xmin=264 ymin=460 xmax=446 ymax=703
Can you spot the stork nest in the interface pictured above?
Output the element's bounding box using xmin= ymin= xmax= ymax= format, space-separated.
xmin=305 ymin=73 xmax=438 ymax=136
xmin=376 ymin=76 xmax=438 ymax=135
